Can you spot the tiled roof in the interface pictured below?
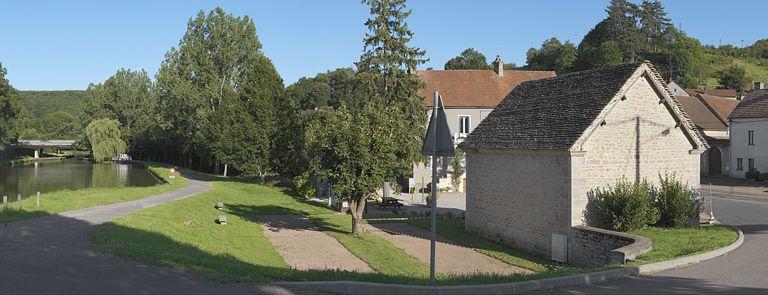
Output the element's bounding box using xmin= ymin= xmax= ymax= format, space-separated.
xmin=684 ymin=88 xmax=738 ymax=98
xmin=460 ymin=62 xmax=705 ymax=151
xmin=416 ymin=69 xmax=556 ymax=108
xmin=697 ymin=94 xmax=739 ymax=126
xmin=730 ymin=91 xmax=768 ymax=119
xmin=676 ymin=96 xmax=727 ymax=131
xmin=743 ymin=89 xmax=768 ymax=100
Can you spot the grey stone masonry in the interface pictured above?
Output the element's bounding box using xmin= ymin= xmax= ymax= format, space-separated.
xmin=570 ymin=226 xmax=652 ymax=267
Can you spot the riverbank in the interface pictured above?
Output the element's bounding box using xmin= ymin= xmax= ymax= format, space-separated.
xmin=90 ymin=175 xmax=740 ymax=286
xmin=0 ymin=156 xmax=65 ymax=167
xmin=0 ymin=162 xmax=187 ymax=223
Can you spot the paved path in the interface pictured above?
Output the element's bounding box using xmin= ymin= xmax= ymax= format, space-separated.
xmin=369 ymin=222 xmax=533 ymax=276
xmin=0 ymin=178 xmax=290 ymax=295
xmin=536 ymin=183 xmax=768 ymax=294
xmin=258 ymin=215 xmax=373 ymax=273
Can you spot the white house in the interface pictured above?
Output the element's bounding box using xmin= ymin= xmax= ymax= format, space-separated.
xmin=459 ymin=61 xmax=707 ymax=258
xmin=402 ymin=58 xmax=555 ymax=193
xmin=729 ymin=89 xmax=768 ymax=178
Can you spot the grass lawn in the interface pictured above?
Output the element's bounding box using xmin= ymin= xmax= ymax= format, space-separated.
xmin=89 ymin=173 xmax=742 ymax=285
xmin=629 ymin=225 xmax=739 ymax=264
xmin=0 ymin=162 xmax=187 ymax=223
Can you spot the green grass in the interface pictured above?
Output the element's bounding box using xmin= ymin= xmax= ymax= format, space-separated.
xmin=629 ymin=225 xmax=739 ymax=264
xmin=0 ymin=162 xmax=187 ymax=223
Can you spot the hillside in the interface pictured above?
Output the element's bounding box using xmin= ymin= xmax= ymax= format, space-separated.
xmin=21 ymin=90 xmax=86 ymax=120
xmin=701 ymin=54 xmax=768 ymax=89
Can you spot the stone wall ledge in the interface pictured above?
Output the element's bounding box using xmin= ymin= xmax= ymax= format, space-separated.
xmin=570 ymin=226 xmax=652 ymax=267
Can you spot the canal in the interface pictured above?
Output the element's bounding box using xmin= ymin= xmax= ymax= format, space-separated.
xmin=0 ymin=159 xmax=159 ymax=199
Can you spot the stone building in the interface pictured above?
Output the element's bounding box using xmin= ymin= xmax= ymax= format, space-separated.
xmin=676 ymin=94 xmax=739 ymax=176
xmin=403 ymin=58 xmax=555 ymax=193
xmin=459 ymin=62 xmax=707 ymax=259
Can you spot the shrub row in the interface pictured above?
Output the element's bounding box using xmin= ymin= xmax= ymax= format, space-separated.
xmin=590 ymin=173 xmax=701 ymax=231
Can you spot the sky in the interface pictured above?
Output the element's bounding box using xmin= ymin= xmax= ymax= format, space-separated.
xmin=1 ymin=0 xmax=766 ymax=90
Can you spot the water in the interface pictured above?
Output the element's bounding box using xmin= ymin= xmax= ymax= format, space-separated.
xmin=0 ymin=159 xmax=160 ymax=199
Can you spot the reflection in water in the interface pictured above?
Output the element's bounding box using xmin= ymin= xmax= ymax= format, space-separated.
xmin=0 ymin=159 xmax=159 ymax=199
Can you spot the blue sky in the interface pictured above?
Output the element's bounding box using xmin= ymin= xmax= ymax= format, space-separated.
xmin=1 ymin=0 xmax=766 ymax=90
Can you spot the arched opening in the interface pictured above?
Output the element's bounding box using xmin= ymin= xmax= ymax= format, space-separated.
xmin=708 ymin=146 xmax=723 ymax=176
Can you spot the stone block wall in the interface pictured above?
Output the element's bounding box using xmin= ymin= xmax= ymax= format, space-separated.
xmin=569 ymin=226 xmax=652 ymax=267
xmin=465 ymin=149 xmax=571 ymax=256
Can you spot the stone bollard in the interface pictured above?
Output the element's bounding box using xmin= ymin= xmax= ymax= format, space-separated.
xmin=17 ymin=193 xmax=22 ymax=210
xmin=2 ymin=196 xmax=7 ymax=212
xmin=36 ymin=192 xmax=40 ymax=207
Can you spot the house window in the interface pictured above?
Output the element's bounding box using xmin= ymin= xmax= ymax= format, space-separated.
xmin=737 ymin=158 xmax=743 ymax=170
xmin=749 ymin=158 xmax=755 ymax=171
xmin=459 ymin=115 xmax=471 ymax=136
xmin=748 ymin=130 xmax=755 ymax=146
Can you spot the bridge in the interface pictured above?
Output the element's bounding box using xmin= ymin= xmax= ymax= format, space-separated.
xmin=14 ymin=140 xmax=77 ymax=158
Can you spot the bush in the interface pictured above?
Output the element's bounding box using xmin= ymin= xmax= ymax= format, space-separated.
xmin=294 ymin=172 xmax=316 ymax=199
xmin=590 ymin=178 xmax=659 ymax=231
xmin=654 ymin=174 xmax=701 ymax=228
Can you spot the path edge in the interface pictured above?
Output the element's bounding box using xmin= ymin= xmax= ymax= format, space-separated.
xmin=272 ymin=228 xmax=744 ymax=295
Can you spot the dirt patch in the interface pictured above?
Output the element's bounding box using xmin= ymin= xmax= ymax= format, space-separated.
xmin=369 ymin=222 xmax=533 ymax=276
xmin=257 ymin=215 xmax=373 ymax=273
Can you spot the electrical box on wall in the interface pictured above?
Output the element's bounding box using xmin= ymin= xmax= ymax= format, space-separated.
xmin=551 ymin=233 xmax=568 ymax=262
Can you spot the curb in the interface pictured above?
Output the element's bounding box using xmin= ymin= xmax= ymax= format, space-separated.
xmin=274 ymin=228 xmax=744 ymax=295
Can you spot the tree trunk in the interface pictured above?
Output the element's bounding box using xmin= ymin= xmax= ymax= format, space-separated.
xmin=350 ymin=196 xmax=367 ymax=235
xmin=223 ymin=164 xmax=228 ymax=177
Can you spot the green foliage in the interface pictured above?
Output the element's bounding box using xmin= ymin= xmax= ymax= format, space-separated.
xmin=450 ymin=148 xmax=465 ymax=191
xmin=83 ymin=69 xmax=156 ymax=152
xmin=653 ymin=173 xmax=701 ymax=228
xmin=590 ymin=178 xmax=659 ymax=231
xmin=20 ymin=90 xmax=86 ymax=121
xmin=526 ymin=38 xmax=577 ymax=73
xmin=0 ymin=63 xmax=27 ymax=156
xmin=156 ymin=7 xmax=285 ymax=175
xmin=27 ymin=111 xmax=79 ymax=140
xmin=444 ymin=48 xmax=491 ymax=70
xmin=575 ymin=41 xmax=624 ymax=70
xmin=85 ymin=119 xmax=126 ymax=162
xmin=716 ymin=65 xmax=750 ymax=93
xmin=294 ymin=171 xmax=316 ymax=199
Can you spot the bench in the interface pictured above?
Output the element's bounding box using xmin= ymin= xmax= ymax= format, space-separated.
xmin=377 ymin=197 xmax=403 ymax=212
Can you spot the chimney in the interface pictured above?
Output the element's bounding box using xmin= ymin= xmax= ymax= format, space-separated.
xmin=493 ymin=55 xmax=503 ymax=77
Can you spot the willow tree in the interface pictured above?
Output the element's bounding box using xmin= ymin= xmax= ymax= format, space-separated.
xmin=86 ymin=119 xmax=126 ymax=162
xmin=307 ymin=0 xmax=427 ymax=235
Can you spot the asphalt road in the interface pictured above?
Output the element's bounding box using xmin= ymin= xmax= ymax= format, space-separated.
xmin=535 ymin=188 xmax=768 ymax=295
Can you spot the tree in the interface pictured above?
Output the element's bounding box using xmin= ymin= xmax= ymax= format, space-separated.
xmin=156 ymin=7 xmax=283 ymax=174
xmin=86 ymin=119 xmax=126 ymax=162
xmin=33 ymin=111 xmax=79 ymax=140
xmin=0 ymin=63 xmax=26 ymax=157
xmin=526 ymin=38 xmax=577 ymax=73
xmin=444 ymin=48 xmax=491 ymax=70
xmin=83 ymin=69 xmax=155 ymax=153
xmin=716 ymin=65 xmax=750 ymax=93
xmin=450 ymin=148 xmax=465 ymax=192
xmin=307 ymin=0 xmax=427 ymax=235
xmin=575 ymin=41 xmax=623 ymax=70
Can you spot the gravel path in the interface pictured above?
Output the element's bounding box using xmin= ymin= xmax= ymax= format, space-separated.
xmin=258 ymin=215 xmax=374 ymax=273
xmin=0 ymin=178 xmax=289 ymax=295
xmin=369 ymin=222 xmax=534 ymax=276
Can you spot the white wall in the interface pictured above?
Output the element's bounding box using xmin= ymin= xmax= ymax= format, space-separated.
xmin=729 ymin=118 xmax=768 ymax=178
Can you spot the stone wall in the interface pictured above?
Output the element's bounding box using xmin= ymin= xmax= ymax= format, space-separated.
xmin=569 ymin=226 xmax=652 ymax=267
xmin=465 ymin=149 xmax=571 ymax=256
xmin=570 ymin=75 xmax=702 ymax=227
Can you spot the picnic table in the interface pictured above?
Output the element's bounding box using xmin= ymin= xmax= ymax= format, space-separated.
xmin=377 ymin=196 xmax=404 ymax=211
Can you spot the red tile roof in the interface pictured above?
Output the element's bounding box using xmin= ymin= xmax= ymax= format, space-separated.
xmin=684 ymin=88 xmax=738 ymax=98
xmin=696 ymin=94 xmax=739 ymax=126
xmin=731 ymin=91 xmax=768 ymax=119
xmin=416 ymin=69 xmax=556 ymax=108
xmin=676 ymin=96 xmax=728 ymax=131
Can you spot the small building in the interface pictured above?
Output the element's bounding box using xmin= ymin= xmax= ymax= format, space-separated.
xmin=729 ymin=90 xmax=768 ymax=178
xmin=676 ymin=94 xmax=739 ymax=176
xmin=459 ymin=62 xmax=707 ymax=258
xmin=404 ymin=57 xmax=555 ymax=193
xmin=667 ymin=81 xmax=689 ymax=97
